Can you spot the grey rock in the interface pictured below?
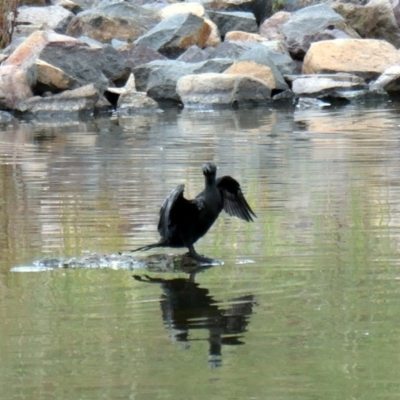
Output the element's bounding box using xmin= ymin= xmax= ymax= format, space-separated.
xmin=135 ymin=13 xmax=211 ymax=58
xmin=239 ymin=45 xmax=296 ymax=77
xmin=66 ymin=3 xmax=160 ymax=43
xmin=120 ymin=44 xmax=168 ymax=70
xmin=281 ymin=4 xmax=358 ymax=58
xmin=0 ymin=111 xmax=14 ymax=122
xmin=207 ymin=11 xmax=258 ymax=37
xmin=134 ymin=59 xmax=233 ymax=102
xmin=14 ymin=5 xmax=74 ymax=40
xmin=16 ymin=84 xmax=100 ymax=117
xmin=292 ymin=73 xmax=367 ymax=100
xmin=37 ymin=40 xmax=129 ymax=91
xmin=369 ymin=65 xmax=400 ymax=93
xmin=207 ymin=41 xmax=258 ymax=60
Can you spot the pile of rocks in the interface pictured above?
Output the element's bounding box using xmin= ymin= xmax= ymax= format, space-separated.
xmin=1 ymin=0 xmax=400 ymax=118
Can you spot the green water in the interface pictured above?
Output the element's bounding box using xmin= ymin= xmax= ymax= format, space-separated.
xmin=1 ymin=104 xmax=400 ymax=399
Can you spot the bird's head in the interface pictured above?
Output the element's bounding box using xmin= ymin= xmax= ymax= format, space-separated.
xmin=202 ymin=162 xmax=217 ymax=177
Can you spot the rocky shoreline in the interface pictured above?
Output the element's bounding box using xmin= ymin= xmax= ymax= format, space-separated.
xmin=1 ymin=0 xmax=400 ymax=119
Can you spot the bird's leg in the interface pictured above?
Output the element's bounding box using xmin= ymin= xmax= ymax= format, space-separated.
xmin=187 ymin=244 xmax=216 ymax=264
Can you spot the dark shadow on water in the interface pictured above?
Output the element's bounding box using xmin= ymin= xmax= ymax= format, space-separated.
xmin=133 ymin=266 xmax=256 ymax=368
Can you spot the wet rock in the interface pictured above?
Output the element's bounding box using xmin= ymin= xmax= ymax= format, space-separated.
xmin=134 ymin=60 xmax=195 ymax=102
xmin=16 ymin=84 xmax=100 ymax=117
xmin=291 ymin=73 xmax=367 ymax=100
xmin=281 ymin=4 xmax=359 ymax=59
xmin=134 ymin=59 xmax=233 ymax=102
xmin=177 ymin=73 xmax=271 ymax=108
xmin=259 ymin=10 xmax=291 ymax=41
xmin=66 ymin=2 xmax=160 ymax=43
xmin=296 ymin=97 xmax=331 ymax=109
xmin=11 ymin=252 xmax=207 ymax=272
xmin=14 ymin=5 xmax=74 ymax=40
xmin=207 ymin=11 xmax=257 ymax=38
xmin=302 ymin=39 xmax=400 ymax=79
xmin=135 ymin=13 xmax=212 ymax=58
xmin=0 ymin=111 xmax=15 ymax=122
xmin=0 ymin=66 xmax=33 ymax=110
xmin=369 ymin=65 xmax=400 ymax=93
xmin=107 ymin=74 xmax=161 ymax=114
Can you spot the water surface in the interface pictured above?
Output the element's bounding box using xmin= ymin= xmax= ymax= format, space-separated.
xmin=1 ymin=103 xmax=400 ymax=399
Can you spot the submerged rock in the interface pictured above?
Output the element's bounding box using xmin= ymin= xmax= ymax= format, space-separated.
xmin=11 ymin=252 xmax=216 ymax=273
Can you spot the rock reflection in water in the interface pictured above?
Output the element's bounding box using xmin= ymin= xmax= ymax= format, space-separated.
xmin=134 ymin=268 xmax=255 ymax=368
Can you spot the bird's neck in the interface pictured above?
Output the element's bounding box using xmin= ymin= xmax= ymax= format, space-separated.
xmin=205 ymin=176 xmax=216 ymax=188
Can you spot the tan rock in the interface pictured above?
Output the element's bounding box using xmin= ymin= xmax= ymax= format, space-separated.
xmin=225 ymin=31 xmax=268 ymax=42
xmin=36 ymin=60 xmax=77 ymax=90
xmin=159 ymin=3 xmax=205 ymax=19
xmin=224 ymin=61 xmax=274 ymax=89
xmin=302 ymin=39 xmax=400 ymax=77
xmin=204 ymin=19 xmax=221 ymax=47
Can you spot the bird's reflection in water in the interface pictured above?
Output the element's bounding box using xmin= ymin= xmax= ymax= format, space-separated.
xmin=133 ymin=266 xmax=255 ymax=368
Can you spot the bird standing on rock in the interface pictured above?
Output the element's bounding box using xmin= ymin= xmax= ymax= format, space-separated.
xmin=131 ymin=162 xmax=256 ymax=263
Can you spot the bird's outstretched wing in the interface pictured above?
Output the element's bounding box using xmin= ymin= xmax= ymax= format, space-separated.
xmin=158 ymin=184 xmax=198 ymax=240
xmin=158 ymin=184 xmax=185 ymax=239
xmin=217 ymin=176 xmax=257 ymax=222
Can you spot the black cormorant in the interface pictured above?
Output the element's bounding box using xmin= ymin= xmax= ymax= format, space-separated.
xmin=132 ymin=162 xmax=256 ymax=263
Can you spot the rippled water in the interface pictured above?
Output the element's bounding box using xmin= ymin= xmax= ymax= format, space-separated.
xmin=2 ymin=102 xmax=400 ymax=399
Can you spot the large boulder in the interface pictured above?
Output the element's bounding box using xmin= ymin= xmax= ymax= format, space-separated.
xmin=281 ymin=4 xmax=359 ymax=59
xmin=135 ymin=13 xmax=212 ymax=58
xmin=66 ymin=3 xmax=160 ymax=43
xmin=176 ymin=73 xmax=272 ymax=107
xmin=2 ymin=30 xmax=129 ymax=103
xmin=303 ymin=39 xmax=400 ymax=79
